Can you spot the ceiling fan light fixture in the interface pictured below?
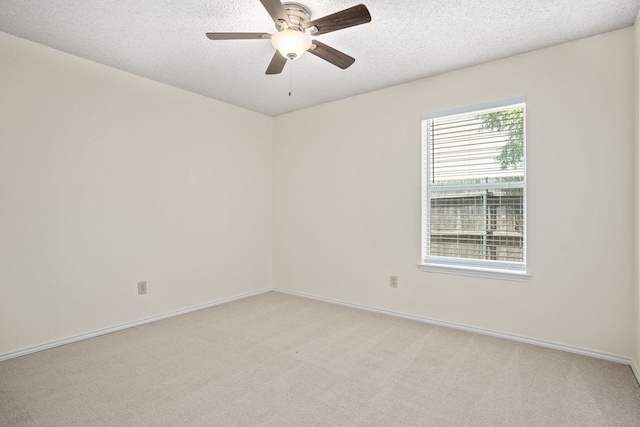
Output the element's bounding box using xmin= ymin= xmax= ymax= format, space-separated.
xmin=271 ymin=29 xmax=312 ymax=59
xmin=206 ymin=1 xmax=372 ymax=74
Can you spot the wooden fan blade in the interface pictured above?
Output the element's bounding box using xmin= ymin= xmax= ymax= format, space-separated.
xmin=206 ymin=32 xmax=271 ymax=40
xmin=266 ymin=51 xmax=288 ymax=74
xmin=260 ymin=0 xmax=291 ymax=27
xmin=308 ymin=41 xmax=355 ymax=69
xmin=305 ymin=4 xmax=371 ymax=36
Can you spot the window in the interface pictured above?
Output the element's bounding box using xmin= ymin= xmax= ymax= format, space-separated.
xmin=420 ymin=98 xmax=528 ymax=281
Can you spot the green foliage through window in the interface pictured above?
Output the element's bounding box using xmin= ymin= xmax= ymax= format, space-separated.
xmin=477 ymin=109 xmax=524 ymax=170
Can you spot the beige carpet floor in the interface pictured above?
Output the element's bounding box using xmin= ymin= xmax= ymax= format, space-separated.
xmin=1 ymin=291 xmax=639 ymax=426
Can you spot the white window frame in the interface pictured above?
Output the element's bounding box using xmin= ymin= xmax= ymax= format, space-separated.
xmin=419 ymin=97 xmax=530 ymax=282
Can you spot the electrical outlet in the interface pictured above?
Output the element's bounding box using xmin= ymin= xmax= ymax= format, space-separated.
xmin=390 ymin=275 xmax=398 ymax=288
xmin=138 ymin=281 xmax=147 ymax=295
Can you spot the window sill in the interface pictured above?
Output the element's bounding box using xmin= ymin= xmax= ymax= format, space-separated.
xmin=418 ymin=263 xmax=530 ymax=282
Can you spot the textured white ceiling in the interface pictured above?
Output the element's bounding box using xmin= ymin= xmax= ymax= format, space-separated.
xmin=1 ymin=1 xmax=639 ymax=116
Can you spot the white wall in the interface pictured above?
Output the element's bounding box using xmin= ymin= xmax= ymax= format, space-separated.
xmin=634 ymin=14 xmax=640 ymax=373
xmin=0 ymin=33 xmax=273 ymax=356
xmin=2 ymin=26 xmax=637 ymax=363
xmin=274 ymin=28 xmax=636 ymax=358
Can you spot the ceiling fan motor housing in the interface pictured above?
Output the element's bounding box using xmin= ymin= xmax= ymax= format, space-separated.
xmin=275 ymin=3 xmax=311 ymax=31
xmin=270 ymin=3 xmax=315 ymax=59
xmin=278 ymin=3 xmax=312 ymax=32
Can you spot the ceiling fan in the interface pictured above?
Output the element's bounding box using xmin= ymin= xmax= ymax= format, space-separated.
xmin=206 ymin=0 xmax=371 ymax=75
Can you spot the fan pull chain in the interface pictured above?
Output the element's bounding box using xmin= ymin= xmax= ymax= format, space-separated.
xmin=289 ymin=60 xmax=293 ymax=97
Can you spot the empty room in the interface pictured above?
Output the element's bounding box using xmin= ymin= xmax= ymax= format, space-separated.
xmin=2 ymin=0 xmax=640 ymax=425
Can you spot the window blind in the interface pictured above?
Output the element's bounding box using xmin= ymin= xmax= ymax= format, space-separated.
xmin=422 ymin=102 xmax=526 ymax=269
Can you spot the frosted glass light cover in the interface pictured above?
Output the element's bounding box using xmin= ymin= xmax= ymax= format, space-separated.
xmin=271 ymin=30 xmax=312 ymax=59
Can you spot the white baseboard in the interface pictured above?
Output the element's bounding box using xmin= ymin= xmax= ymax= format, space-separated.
xmin=5 ymin=285 xmax=639 ymax=387
xmin=274 ymin=288 xmax=636 ymax=370
xmin=631 ymin=360 xmax=640 ymax=385
xmin=0 ymin=287 xmax=271 ymax=362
